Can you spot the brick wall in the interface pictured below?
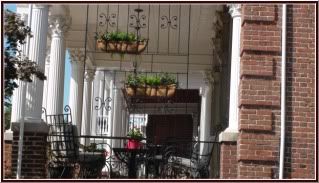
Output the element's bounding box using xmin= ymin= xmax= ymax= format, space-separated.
xmin=220 ymin=142 xmax=237 ymax=178
xmin=11 ymin=131 xmax=48 ymax=178
xmin=284 ymin=4 xmax=315 ymax=178
xmin=238 ymin=4 xmax=315 ymax=179
xmin=4 ymin=140 xmax=12 ymax=178
xmin=239 ymin=4 xmax=281 ymax=179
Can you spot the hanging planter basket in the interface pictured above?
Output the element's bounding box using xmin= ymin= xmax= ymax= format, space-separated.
xmin=96 ymin=40 xmax=148 ymax=54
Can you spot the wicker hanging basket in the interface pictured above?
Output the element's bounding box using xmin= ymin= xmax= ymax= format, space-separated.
xmin=97 ymin=40 xmax=148 ymax=54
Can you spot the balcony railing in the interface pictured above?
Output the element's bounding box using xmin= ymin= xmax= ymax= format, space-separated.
xmin=96 ymin=116 xmax=109 ymax=135
xmin=47 ymin=134 xmax=220 ymax=179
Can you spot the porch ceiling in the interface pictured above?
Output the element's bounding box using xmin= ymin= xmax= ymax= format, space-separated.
xmin=65 ymin=4 xmax=226 ymax=73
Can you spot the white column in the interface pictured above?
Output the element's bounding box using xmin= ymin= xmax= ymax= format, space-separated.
xmin=199 ymin=70 xmax=214 ymax=155
xmin=108 ymin=79 xmax=114 ymax=136
xmin=81 ymin=70 xmax=95 ymax=145
xmin=42 ymin=48 xmax=50 ymax=117
xmin=112 ymin=88 xmax=123 ymax=148
xmin=68 ymin=48 xmax=85 ymax=129
xmin=90 ymin=70 xmax=101 ymax=136
xmin=10 ymin=13 xmax=28 ymax=126
xmin=219 ymin=4 xmax=241 ymax=141
xmin=24 ymin=5 xmax=49 ymax=121
xmin=46 ymin=13 xmax=70 ymax=115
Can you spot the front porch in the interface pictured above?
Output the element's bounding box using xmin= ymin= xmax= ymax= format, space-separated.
xmin=5 ymin=3 xmax=242 ymax=180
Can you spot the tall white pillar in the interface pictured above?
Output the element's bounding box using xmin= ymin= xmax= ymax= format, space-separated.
xmin=69 ymin=48 xmax=85 ymax=129
xmin=219 ymin=4 xmax=241 ymax=141
xmin=81 ymin=70 xmax=95 ymax=145
xmin=46 ymin=11 xmax=71 ymax=115
xmin=24 ymin=5 xmax=49 ymax=121
xmin=42 ymin=48 xmax=50 ymax=118
xmin=10 ymin=13 xmax=28 ymax=126
xmin=112 ymin=88 xmax=123 ymax=148
xmin=199 ymin=70 xmax=214 ymax=155
xmin=108 ymin=79 xmax=114 ymax=136
xmin=90 ymin=71 xmax=98 ymax=136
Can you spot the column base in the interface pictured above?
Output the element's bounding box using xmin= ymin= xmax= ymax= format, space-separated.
xmin=218 ymin=128 xmax=238 ymax=179
xmin=219 ymin=129 xmax=238 ymax=142
xmin=11 ymin=121 xmax=49 ymax=179
xmin=4 ymin=130 xmax=13 ymax=141
xmin=4 ymin=131 xmax=13 ymax=179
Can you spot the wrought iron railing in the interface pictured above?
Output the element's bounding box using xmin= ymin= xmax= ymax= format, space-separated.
xmin=96 ymin=116 xmax=109 ymax=135
xmin=47 ymin=133 xmax=220 ymax=179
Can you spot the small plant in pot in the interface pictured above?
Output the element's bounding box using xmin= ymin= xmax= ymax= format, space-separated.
xmin=125 ymin=74 xmax=138 ymax=96
xmin=135 ymin=75 xmax=147 ymax=96
xmin=157 ymin=73 xmax=177 ymax=97
xmin=79 ymin=143 xmax=107 ymax=178
xmin=145 ymin=76 xmax=161 ymax=97
xmin=126 ymin=128 xmax=143 ymax=149
xmin=95 ymin=31 xmax=148 ymax=54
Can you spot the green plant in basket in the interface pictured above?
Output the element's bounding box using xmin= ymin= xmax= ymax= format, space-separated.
xmin=146 ymin=76 xmax=161 ymax=87
xmin=126 ymin=74 xmax=139 ymax=87
xmin=127 ymin=128 xmax=143 ymax=141
xmin=160 ymin=73 xmax=177 ymax=85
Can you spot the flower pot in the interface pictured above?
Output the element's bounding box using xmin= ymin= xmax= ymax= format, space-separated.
xmin=145 ymin=85 xmax=152 ymax=96
xmin=96 ymin=40 xmax=106 ymax=51
xmin=127 ymin=139 xmax=141 ymax=149
xmin=126 ymin=86 xmax=135 ymax=96
xmin=150 ymin=87 xmax=157 ymax=97
xmin=137 ymin=40 xmax=147 ymax=53
xmin=136 ymin=86 xmax=146 ymax=96
xmin=97 ymin=40 xmax=148 ymax=54
xmin=107 ymin=42 xmax=117 ymax=51
xmin=167 ymin=84 xmax=176 ymax=97
xmin=120 ymin=42 xmax=128 ymax=52
xmin=157 ymin=85 xmax=167 ymax=97
xmin=127 ymin=43 xmax=138 ymax=52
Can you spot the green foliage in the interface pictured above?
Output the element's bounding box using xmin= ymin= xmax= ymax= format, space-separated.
xmin=4 ymin=10 xmax=46 ymax=108
xmin=96 ymin=31 xmax=139 ymax=43
xmin=127 ymin=128 xmax=143 ymax=140
xmin=159 ymin=73 xmax=177 ymax=85
xmin=126 ymin=74 xmax=139 ymax=86
xmin=80 ymin=143 xmax=106 ymax=153
xmin=4 ymin=106 xmax=11 ymax=131
xmin=126 ymin=73 xmax=177 ymax=87
xmin=145 ymin=76 xmax=161 ymax=86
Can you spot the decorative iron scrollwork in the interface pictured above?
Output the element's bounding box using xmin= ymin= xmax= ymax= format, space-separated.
xmin=98 ymin=13 xmax=117 ymax=28
xmin=129 ymin=8 xmax=147 ymax=40
xmin=64 ymin=105 xmax=71 ymax=114
xmin=95 ymin=97 xmax=112 ymax=111
xmin=160 ymin=15 xmax=178 ymax=29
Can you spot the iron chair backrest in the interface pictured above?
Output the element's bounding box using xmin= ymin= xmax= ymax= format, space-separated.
xmin=43 ymin=106 xmax=80 ymax=167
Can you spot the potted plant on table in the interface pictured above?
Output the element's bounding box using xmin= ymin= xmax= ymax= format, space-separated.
xmin=78 ymin=143 xmax=107 ymax=178
xmin=126 ymin=128 xmax=143 ymax=149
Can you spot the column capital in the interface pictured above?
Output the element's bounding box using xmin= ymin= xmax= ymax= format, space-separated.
xmin=69 ymin=48 xmax=86 ymax=63
xmin=227 ymin=4 xmax=241 ymax=18
xmin=201 ymin=70 xmax=214 ymax=86
xmin=84 ymin=70 xmax=95 ymax=82
xmin=48 ymin=15 xmax=71 ymax=38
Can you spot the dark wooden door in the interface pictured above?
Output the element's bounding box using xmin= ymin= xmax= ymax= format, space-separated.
xmin=146 ymin=114 xmax=193 ymax=144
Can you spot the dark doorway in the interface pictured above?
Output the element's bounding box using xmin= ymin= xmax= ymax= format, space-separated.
xmin=146 ymin=114 xmax=193 ymax=145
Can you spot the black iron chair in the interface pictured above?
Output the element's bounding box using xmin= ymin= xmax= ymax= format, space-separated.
xmin=159 ymin=136 xmax=219 ymax=179
xmin=44 ymin=106 xmax=79 ymax=178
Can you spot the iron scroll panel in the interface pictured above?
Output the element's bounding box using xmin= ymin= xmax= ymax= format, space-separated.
xmin=95 ymin=96 xmax=112 ymax=111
